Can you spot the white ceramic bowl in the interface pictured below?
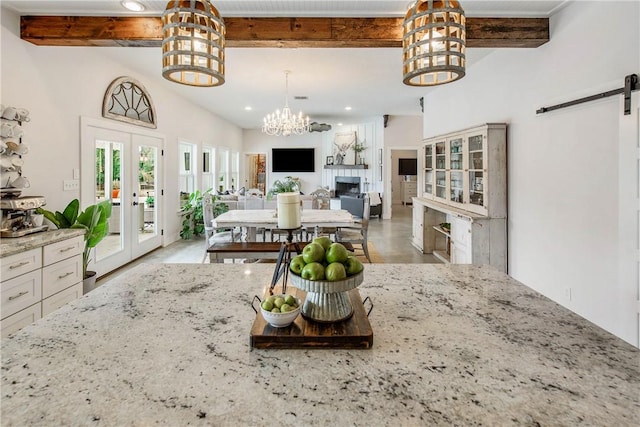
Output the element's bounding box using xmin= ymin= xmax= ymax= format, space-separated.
xmin=260 ymin=295 xmax=302 ymax=328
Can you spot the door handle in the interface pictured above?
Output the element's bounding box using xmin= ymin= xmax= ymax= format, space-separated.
xmin=133 ymin=201 xmax=139 ymax=206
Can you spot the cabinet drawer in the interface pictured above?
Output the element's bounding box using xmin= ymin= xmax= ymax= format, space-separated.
xmin=0 ymin=248 xmax=42 ymax=282
xmin=42 ymin=255 xmax=82 ymax=299
xmin=1 ymin=303 xmax=42 ymax=339
xmin=1 ymin=270 xmax=42 ymax=320
xmin=42 ymin=282 xmax=82 ymax=317
xmin=43 ymin=236 xmax=83 ymax=266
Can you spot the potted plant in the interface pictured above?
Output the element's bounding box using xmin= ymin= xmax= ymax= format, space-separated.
xmin=179 ymin=189 xmax=228 ymax=239
xmin=37 ymin=199 xmax=112 ymax=293
xmin=267 ymin=176 xmax=301 ymax=199
xmin=353 ymin=142 xmax=367 ymax=165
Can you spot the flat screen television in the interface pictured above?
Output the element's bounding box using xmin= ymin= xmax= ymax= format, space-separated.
xmin=398 ymin=158 xmax=417 ymax=175
xmin=272 ymin=148 xmax=315 ymax=173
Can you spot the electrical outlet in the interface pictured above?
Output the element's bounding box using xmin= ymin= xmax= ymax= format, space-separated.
xmin=63 ymin=180 xmax=79 ymax=191
xmin=564 ymin=287 xmax=572 ymax=301
xmin=73 ymin=168 xmax=80 ymax=179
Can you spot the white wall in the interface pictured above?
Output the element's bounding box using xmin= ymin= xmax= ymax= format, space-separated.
xmin=242 ymin=129 xmax=324 ymax=195
xmin=390 ymin=149 xmax=418 ymax=205
xmin=244 ymin=118 xmax=386 ymax=196
xmin=421 ymin=1 xmax=640 ymax=345
xmin=383 ymin=115 xmax=422 ymax=217
xmin=1 ymin=8 xmax=243 ymax=242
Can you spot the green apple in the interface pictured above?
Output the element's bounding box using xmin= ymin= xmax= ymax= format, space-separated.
xmin=344 ymin=256 xmax=364 ymax=275
xmin=273 ymin=297 xmax=285 ymax=309
xmin=325 ymin=262 xmax=347 ymax=281
xmin=261 ymin=300 xmax=274 ymax=311
xmin=325 ymin=242 xmax=349 ymax=264
xmin=280 ymin=303 xmax=293 ymax=312
xmin=312 ymin=236 xmax=332 ymax=251
xmin=301 ymin=262 xmax=326 ymax=281
xmin=289 ymin=255 xmax=306 ymax=275
xmin=284 ymin=295 xmax=296 ymax=306
xmin=302 ymin=242 xmax=325 ymax=264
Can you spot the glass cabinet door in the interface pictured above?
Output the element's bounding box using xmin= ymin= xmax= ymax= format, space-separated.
xmin=449 ymin=138 xmax=464 ymax=203
xmin=435 ymin=141 xmax=446 ymax=199
xmin=424 ymin=144 xmax=433 ymax=196
xmin=468 ymin=133 xmax=484 ymax=207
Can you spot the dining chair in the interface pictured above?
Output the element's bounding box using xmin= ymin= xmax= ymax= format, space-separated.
xmin=202 ymin=193 xmax=239 ymax=262
xmin=243 ymin=194 xmax=266 ymax=241
xmin=336 ymin=194 xmax=371 ymax=263
xmin=305 ymin=188 xmax=337 ymax=240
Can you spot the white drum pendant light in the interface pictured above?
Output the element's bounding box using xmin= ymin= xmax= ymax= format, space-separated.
xmin=402 ymin=0 xmax=466 ymax=86
xmin=162 ymin=0 xmax=225 ymax=87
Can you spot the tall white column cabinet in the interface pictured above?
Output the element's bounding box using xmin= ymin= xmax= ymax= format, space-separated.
xmin=412 ymin=123 xmax=507 ymax=272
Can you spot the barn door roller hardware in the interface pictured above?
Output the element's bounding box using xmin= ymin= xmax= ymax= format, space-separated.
xmin=537 ymin=74 xmax=638 ymax=116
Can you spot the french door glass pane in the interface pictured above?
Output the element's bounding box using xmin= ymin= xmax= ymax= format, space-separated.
xmin=138 ymin=145 xmax=157 ymax=243
xmin=95 ymin=140 xmax=124 ymax=261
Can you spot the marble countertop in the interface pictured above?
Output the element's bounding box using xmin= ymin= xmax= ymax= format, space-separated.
xmin=1 ymin=264 xmax=638 ymax=426
xmin=0 ymin=228 xmax=85 ymax=257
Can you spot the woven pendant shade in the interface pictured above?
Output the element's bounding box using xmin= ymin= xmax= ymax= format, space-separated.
xmin=402 ymin=0 xmax=466 ymax=86
xmin=162 ymin=0 xmax=225 ymax=87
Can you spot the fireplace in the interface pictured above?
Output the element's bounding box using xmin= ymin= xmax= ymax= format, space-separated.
xmin=335 ymin=176 xmax=361 ymax=198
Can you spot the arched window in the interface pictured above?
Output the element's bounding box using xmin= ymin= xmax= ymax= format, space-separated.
xmin=102 ymin=76 xmax=157 ymax=129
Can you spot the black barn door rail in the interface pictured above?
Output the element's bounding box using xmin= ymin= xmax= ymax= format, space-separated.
xmin=537 ymin=74 xmax=638 ymax=116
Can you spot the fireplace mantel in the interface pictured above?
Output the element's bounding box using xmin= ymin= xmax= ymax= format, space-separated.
xmin=324 ymin=165 xmax=368 ymax=169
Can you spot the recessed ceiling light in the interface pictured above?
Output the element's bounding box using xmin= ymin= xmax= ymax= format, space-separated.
xmin=337 ymin=123 xmax=343 ymax=126
xmin=121 ymin=1 xmax=145 ymax=12
xmin=345 ymin=106 xmax=352 ymax=111
xmin=244 ymin=106 xmax=252 ymax=111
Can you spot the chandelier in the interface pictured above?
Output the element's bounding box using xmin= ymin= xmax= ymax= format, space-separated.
xmin=262 ymin=71 xmax=310 ymax=137
xmin=161 ymin=0 xmax=225 ymax=87
xmin=402 ymin=0 xmax=466 ymax=86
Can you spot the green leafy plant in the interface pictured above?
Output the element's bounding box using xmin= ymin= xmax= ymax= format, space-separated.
xmin=37 ymin=199 xmax=112 ymax=277
xmin=179 ymin=189 xmax=228 ymax=239
xmin=267 ymin=176 xmax=301 ymax=199
xmin=353 ymin=142 xmax=367 ymax=153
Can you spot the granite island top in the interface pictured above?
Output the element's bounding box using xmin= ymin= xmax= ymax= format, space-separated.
xmin=1 ymin=264 xmax=638 ymax=426
xmin=0 ymin=228 xmax=85 ymax=257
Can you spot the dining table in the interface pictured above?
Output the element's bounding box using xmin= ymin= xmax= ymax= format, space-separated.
xmin=212 ymin=208 xmax=355 ymax=241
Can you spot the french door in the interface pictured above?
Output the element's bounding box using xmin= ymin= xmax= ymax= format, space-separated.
xmin=81 ymin=117 xmax=164 ymax=277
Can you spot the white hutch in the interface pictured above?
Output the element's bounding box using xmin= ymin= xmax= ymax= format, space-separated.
xmin=412 ymin=123 xmax=507 ymax=272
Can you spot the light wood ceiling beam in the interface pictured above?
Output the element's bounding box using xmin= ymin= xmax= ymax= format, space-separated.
xmin=20 ymin=16 xmax=549 ymax=48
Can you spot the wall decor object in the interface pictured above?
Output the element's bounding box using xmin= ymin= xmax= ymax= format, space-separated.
xmin=102 ymin=76 xmax=157 ymax=128
xmin=326 ymin=156 xmax=334 ymax=165
xmin=333 ymin=131 xmax=356 ymax=165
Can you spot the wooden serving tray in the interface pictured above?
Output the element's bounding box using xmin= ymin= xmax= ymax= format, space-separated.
xmin=250 ymin=287 xmax=373 ymax=349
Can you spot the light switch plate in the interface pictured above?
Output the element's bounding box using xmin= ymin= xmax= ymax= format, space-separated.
xmin=72 ymin=168 xmax=80 ymax=179
xmin=63 ymin=180 xmax=79 ymax=191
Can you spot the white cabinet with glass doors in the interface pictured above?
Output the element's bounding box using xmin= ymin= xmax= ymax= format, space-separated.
xmin=420 ymin=123 xmax=506 ymax=217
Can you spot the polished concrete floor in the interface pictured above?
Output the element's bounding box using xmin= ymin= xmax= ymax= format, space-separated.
xmin=97 ymin=204 xmax=440 ymax=285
